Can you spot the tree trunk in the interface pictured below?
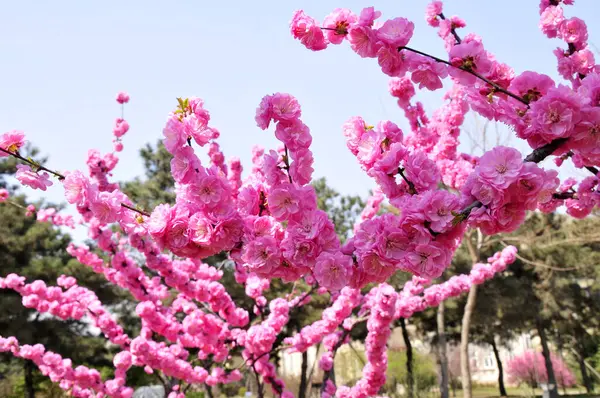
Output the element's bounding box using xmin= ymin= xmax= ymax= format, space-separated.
xmin=577 ymin=342 xmax=594 ymax=394
xmin=400 ymin=318 xmax=414 ymax=398
xmin=437 ymin=302 xmax=449 ymax=398
xmin=462 ymin=230 xmax=482 ymax=398
xmin=205 ymin=384 xmax=214 ymax=398
xmin=536 ymin=319 xmax=559 ymax=398
xmin=298 ymin=349 xmax=309 ymax=398
xmin=460 ymin=285 xmax=478 ymax=398
xmin=556 ymin=332 xmax=567 ymax=395
xmin=490 ymin=337 xmax=507 ymax=397
xmin=24 ymin=359 xmax=35 ymax=398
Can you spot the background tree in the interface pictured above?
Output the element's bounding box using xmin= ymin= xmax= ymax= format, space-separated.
xmin=0 ymin=154 xmax=125 ymax=397
xmin=121 ymin=141 xmax=367 ymax=397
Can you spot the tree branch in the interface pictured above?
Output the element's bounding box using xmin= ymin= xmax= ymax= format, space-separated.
xmin=398 ymin=46 xmax=530 ymax=106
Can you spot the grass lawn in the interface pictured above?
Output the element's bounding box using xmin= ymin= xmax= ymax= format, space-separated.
xmin=468 ymin=386 xmax=598 ymax=398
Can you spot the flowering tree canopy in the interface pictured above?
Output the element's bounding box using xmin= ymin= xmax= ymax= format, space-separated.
xmin=0 ymin=0 xmax=598 ymax=397
xmin=506 ymin=350 xmax=577 ymax=388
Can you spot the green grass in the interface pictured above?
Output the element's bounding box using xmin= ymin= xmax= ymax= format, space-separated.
xmin=469 ymin=386 xmax=597 ymax=398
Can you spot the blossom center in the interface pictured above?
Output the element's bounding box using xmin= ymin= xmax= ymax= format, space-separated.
xmin=547 ymin=109 xmax=561 ymax=123
xmin=335 ymin=21 xmax=349 ymax=35
xmin=462 ymin=56 xmax=475 ymax=70
xmin=495 ymin=164 xmax=508 ymax=174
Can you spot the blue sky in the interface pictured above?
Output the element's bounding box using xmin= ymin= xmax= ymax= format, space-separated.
xmin=1 ymin=1 xmax=598 ymax=217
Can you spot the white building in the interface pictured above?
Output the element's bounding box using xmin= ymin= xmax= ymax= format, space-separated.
xmin=278 ymin=328 xmax=541 ymax=389
xmin=470 ymin=333 xmax=538 ymax=385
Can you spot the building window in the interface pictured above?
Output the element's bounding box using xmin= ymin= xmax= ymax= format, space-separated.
xmin=484 ymin=356 xmax=494 ymax=369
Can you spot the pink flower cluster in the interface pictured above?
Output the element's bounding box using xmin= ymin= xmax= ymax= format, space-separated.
xmin=1 ymin=2 xmax=600 ymax=396
xmin=462 ymin=146 xmax=559 ymax=234
xmin=0 ymin=274 xmax=129 ymax=347
xmin=0 ymin=130 xmax=25 ymax=156
xmin=15 ymin=164 xmax=53 ymax=191
xmin=0 ymin=336 xmax=133 ymax=398
xmin=507 ymin=350 xmax=576 ymax=387
xmin=113 ymin=92 xmax=130 ymax=151
xmin=36 ymin=207 xmax=76 ymax=229
xmin=339 ymin=284 xmax=397 ymax=398
xmin=285 ymin=287 xmax=361 ymax=352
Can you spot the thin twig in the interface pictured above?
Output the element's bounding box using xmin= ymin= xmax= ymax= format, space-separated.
xmin=398 ymin=168 xmax=417 ymax=195
xmin=120 ymin=203 xmax=150 ymax=217
xmin=398 ymin=46 xmax=530 ymax=106
xmin=2 ymin=145 xmax=152 ymax=218
xmin=438 ymin=13 xmax=462 ymax=45
xmin=498 ymin=240 xmax=578 ymax=271
xmin=0 ymin=147 xmax=65 ymax=180
xmin=282 ymin=145 xmax=293 ymax=184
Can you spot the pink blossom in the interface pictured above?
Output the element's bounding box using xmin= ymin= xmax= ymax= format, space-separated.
xmin=0 ymin=188 xmax=8 ymax=202
xmin=409 ymin=54 xmax=448 ymax=90
xmin=314 ymin=251 xmax=353 ymax=291
xmin=148 ymin=204 xmax=172 ymax=239
xmin=539 ymin=6 xmax=564 ymax=38
xmin=115 ymin=92 xmax=130 ymax=104
xmin=187 ymin=213 xmax=214 ymax=245
xmin=448 ymin=41 xmax=492 ymax=84
xmin=274 ymin=120 xmax=312 ymax=151
xmin=559 ymin=17 xmax=588 ymax=49
xmin=170 ymin=147 xmax=201 ymax=184
xmin=268 ymin=184 xmax=301 ymax=220
xmin=425 ymin=1 xmax=443 ymax=27
xmin=290 ymin=10 xmax=328 ymax=51
xmin=478 ymin=146 xmax=523 ymax=189
xmin=508 ymin=71 xmax=555 ymax=103
xmin=113 ymin=119 xmax=129 ymax=138
xmin=89 ymin=191 xmax=121 ymax=224
xmin=342 ymin=116 xmax=368 ymax=154
xmin=405 ymin=243 xmax=447 ymax=279
xmin=389 ymin=77 xmax=415 ymax=104
xmin=507 ymin=351 xmax=576 ymax=387
xmin=270 ymin=93 xmax=302 ymax=123
xmin=15 ymin=165 xmax=53 ymax=191
xmin=25 ymin=205 xmax=36 ymax=216
xmin=163 ymin=117 xmax=187 ymax=154
xmin=357 ymin=7 xmax=381 ymax=28
xmin=323 ymin=8 xmax=357 ymax=45
xmin=405 ymin=151 xmax=441 ymax=192
xmin=242 ymin=237 xmax=281 ymax=275
xmin=0 ymin=130 xmax=26 ymax=156
xmin=378 ymin=45 xmax=410 ymax=77
xmin=525 ymin=85 xmax=585 ymax=145
xmin=348 ymin=25 xmax=380 ymax=58
xmin=191 ymin=174 xmax=223 ymax=206
xmin=377 ymin=18 xmax=414 ymax=47
xmin=578 ymin=72 xmax=600 ymax=106
xmin=289 ymin=150 xmax=314 ymax=186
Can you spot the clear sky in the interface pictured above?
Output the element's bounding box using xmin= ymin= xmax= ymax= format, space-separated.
xmin=1 ymin=1 xmax=598 ymax=215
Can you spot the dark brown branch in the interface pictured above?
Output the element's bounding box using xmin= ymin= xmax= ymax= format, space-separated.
xmin=120 ymin=203 xmax=150 ymax=217
xmin=552 ymin=192 xmax=577 ymax=200
xmin=438 ymin=13 xmax=462 ymax=45
xmin=2 ymin=145 xmax=152 ymax=218
xmin=398 ymin=168 xmax=417 ymax=195
xmin=321 ymin=329 xmax=351 ymax=395
xmin=523 ymin=138 xmax=568 ymax=162
xmin=399 ymin=46 xmax=530 ymax=106
xmin=282 ymin=146 xmax=293 ymax=184
xmin=456 ymin=137 xmax=578 ymax=223
xmin=0 ymin=147 xmax=65 ymax=180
